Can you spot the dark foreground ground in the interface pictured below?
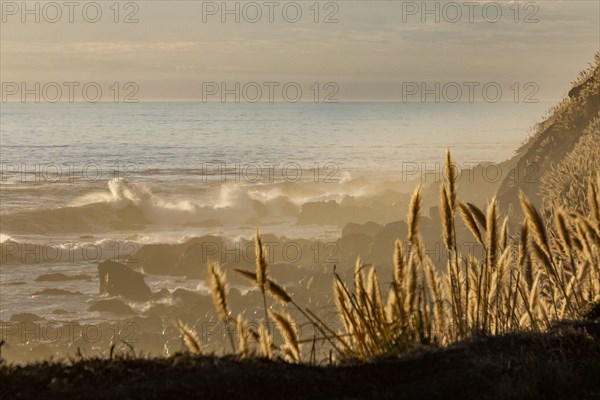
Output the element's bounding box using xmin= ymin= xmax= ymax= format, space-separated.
xmin=1 ymin=321 xmax=599 ymax=400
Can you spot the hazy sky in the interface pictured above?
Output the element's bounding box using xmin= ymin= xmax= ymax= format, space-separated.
xmin=1 ymin=0 xmax=599 ymax=101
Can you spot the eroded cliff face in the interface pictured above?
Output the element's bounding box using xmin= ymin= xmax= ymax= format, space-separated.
xmin=496 ymin=54 xmax=600 ymax=218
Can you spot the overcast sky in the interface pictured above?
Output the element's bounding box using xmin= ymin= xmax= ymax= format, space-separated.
xmin=1 ymin=0 xmax=599 ymax=101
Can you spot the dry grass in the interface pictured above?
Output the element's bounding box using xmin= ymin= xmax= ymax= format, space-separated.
xmin=206 ymin=260 xmax=236 ymax=352
xmin=541 ymin=116 xmax=600 ymax=216
xmin=176 ymin=320 xmax=202 ymax=356
xmin=177 ymin=150 xmax=600 ymax=362
xmin=269 ymin=310 xmax=301 ymax=363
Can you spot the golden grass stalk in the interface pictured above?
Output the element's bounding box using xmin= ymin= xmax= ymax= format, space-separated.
xmin=589 ymin=178 xmax=600 ymax=223
xmin=441 ymin=186 xmax=454 ymax=251
xmin=385 ymin=288 xmax=399 ymax=322
xmin=518 ymin=222 xmax=532 ymax=289
xmin=393 ymin=239 xmax=405 ymax=285
xmin=467 ymin=202 xmax=487 ymax=230
xmin=440 ymin=183 xmax=463 ymax=334
xmin=576 ymin=261 xmax=591 ymax=301
xmin=254 ymin=229 xmax=271 ymax=334
xmin=270 ymin=310 xmax=301 ymax=363
xmin=207 ymin=260 xmax=236 ymax=352
xmin=486 ymin=198 xmax=499 ymax=271
xmin=442 ymin=150 xmax=467 ymax=336
xmin=528 ymin=273 xmax=543 ymax=324
xmin=555 ymin=210 xmax=577 ymax=283
xmin=407 ymin=185 xmax=422 ymax=245
xmin=424 ymin=257 xmax=445 ymax=332
xmin=445 ymin=149 xmax=457 ymax=209
xmin=523 ymin=193 xmax=577 ymax=315
xmin=531 ymin=241 xmax=553 ymax=278
xmin=520 ymin=191 xmax=551 ymax=256
xmin=459 ymin=202 xmax=483 ymax=245
xmin=334 ymin=278 xmax=353 ymax=335
xmin=207 ymin=260 xmax=229 ymax=321
xmin=477 ymin=198 xmax=498 ymax=332
xmin=575 ymin=220 xmax=593 ymax=257
xmin=500 ymin=217 xmax=509 ymax=250
xmin=367 ymin=267 xmax=386 ymax=325
xmin=255 ymin=228 xmax=268 ymax=290
xmin=258 ymin=323 xmax=273 ymax=359
xmin=554 ymin=209 xmax=573 ymax=254
xmin=235 ymin=268 xmax=257 ymax=282
xmin=176 ymin=320 xmax=202 ymax=355
xmin=267 ymin=280 xmax=293 ymax=304
xmin=354 ymin=257 xmax=366 ymax=310
xmin=234 ymin=269 xmax=291 ymax=304
xmin=579 ymin=217 xmax=600 ymax=247
xmin=404 ymin=253 xmax=417 ymax=316
xmin=516 ymin=277 xmax=537 ymax=330
xmin=236 ymin=315 xmax=250 ymax=358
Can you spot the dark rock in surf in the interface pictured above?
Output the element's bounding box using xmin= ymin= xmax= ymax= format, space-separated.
xmin=134 ymin=243 xmax=182 ymax=275
xmin=297 ymin=200 xmax=342 ymax=226
xmin=369 ymin=221 xmax=408 ymax=265
xmin=171 ymin=236 xmax=226 ymax=277
xmin=342 ymin=222 xmax=384 ymax=239
xmin=98 ymin=260 xmax=151 ymax=301
xmin=338 ymin=233 xmax=374 ymax=267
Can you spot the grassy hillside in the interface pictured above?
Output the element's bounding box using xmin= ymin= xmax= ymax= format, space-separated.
xmin=541 ymin=115 xmax=600 ymax=216
xmin=497 ymin=53 xmax=600 ymax=217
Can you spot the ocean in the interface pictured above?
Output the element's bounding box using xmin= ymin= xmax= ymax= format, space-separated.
xmin=0 ymin=100 xmax=550 ymax=321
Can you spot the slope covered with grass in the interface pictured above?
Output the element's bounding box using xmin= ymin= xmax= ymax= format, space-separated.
xmin=497 ymin=53 xmax=600 ymax=217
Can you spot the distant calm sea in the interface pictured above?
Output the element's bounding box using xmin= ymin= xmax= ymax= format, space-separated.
xmin=1 ymin=101 xmax=550 ymax=178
